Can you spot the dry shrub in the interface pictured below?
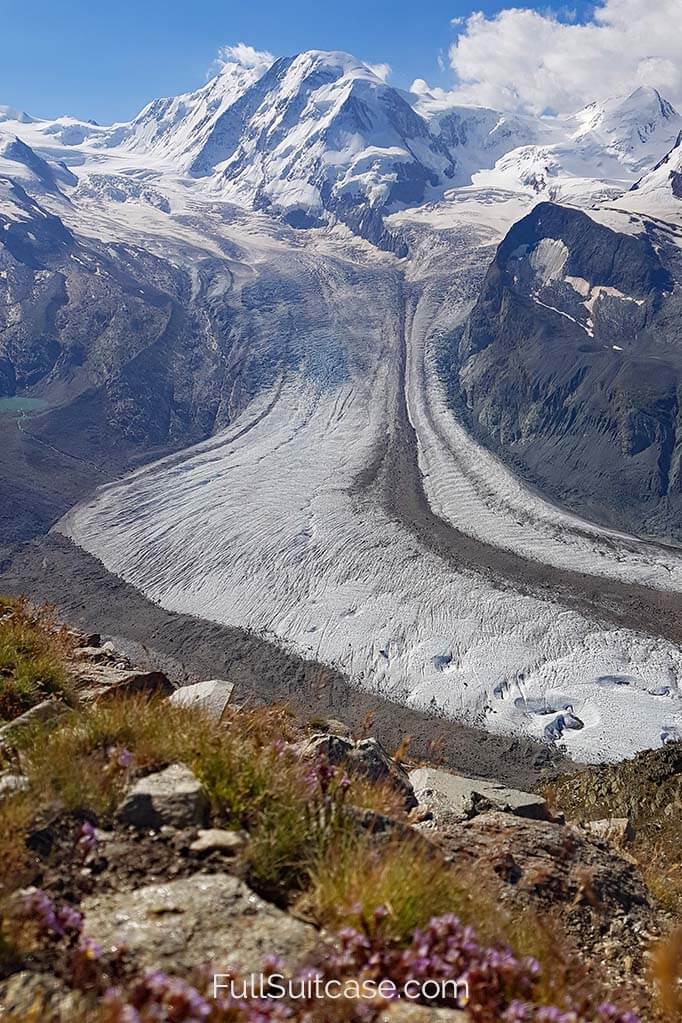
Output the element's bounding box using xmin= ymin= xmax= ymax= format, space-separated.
xmin=0 ymin=793 xmax=32 ymax=899
xmin=652 ymin=924 xmax=682 ymax=1019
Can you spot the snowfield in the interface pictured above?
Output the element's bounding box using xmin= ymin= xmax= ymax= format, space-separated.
xmin=4 ymin=51 xmax=682 ymax=762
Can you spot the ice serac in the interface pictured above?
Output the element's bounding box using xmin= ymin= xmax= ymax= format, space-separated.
xmin=446 ymin=201 xmax=682 ymax=540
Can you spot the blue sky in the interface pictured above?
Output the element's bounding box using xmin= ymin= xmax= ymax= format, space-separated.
xmin=0 ymin=0 xmax=595 ymax=122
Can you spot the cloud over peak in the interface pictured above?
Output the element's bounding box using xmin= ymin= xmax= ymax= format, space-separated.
xmin=444 ymin=0 xmax=682 ymax=115
xmin=217 ymin=43 xmax=275 ymax=73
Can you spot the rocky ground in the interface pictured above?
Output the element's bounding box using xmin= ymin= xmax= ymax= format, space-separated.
xmin=0 ymin=609 xmax=676 ymax=1022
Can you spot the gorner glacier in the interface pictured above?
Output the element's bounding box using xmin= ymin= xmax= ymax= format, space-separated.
xmin=3 ymin=49 xmax=682 ymax=762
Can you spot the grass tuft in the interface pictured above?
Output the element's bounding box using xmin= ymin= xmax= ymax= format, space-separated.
xmin=301 ymin=830 xmax=466 ymax=941
xmin=0 ymin=597 xmax=76 ymax=721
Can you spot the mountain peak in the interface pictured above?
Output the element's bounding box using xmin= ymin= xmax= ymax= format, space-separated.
xmin=0 ymin=104 xmax=34 ymax=125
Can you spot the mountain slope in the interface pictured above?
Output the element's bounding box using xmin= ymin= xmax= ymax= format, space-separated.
xmin=443 ymin=201 xmax=682 ymax=540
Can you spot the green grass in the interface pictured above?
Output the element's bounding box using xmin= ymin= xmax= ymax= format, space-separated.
xmin=15 ymin=697 xmax=379 ymax=901
xmin=0 ymin=597 xmax=75 ymax=721
xmin=301 ymin=829 xmax=466 ymax=941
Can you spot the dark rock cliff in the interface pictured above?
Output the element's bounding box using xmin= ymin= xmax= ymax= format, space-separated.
xmin=440 ymin=202 xmax=682 ymax=541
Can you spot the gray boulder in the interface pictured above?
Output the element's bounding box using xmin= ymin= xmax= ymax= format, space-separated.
xmin=75 ymin=663 xmax=172 ymax=702
xmin=82 ymin=872 xmax=318 ymax=975
xmin=0 ymin=698 xmax=69 ymax=743
xmin=116 ymin=763 xmax=210 ymax=829
xmin=169 ymin=678 xmax=234 ymax=722
xmin=409 ymin=766 xmax=549 ymax=822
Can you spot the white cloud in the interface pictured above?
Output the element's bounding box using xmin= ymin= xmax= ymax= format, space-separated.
xmin=217 ymin=43 xmax=275 ymax=73
xmin=443 ymin=0 xmax=682 ymax=114
xmin=366 ymin=62 xmax=392 ymax=82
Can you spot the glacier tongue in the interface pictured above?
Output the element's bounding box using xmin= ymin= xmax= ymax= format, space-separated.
xmin=56 ymin=193 xmax=682 ymax=765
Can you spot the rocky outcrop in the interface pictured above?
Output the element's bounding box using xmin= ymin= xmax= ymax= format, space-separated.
xmin=551 ymin=740 xmax=682 ymax=825
xmin=81 ymin=872 xmax=318 ymax=976
xmin=74 ymin=663 xmax=172 ymax=702
xmin=115 ymin=763 xmax=210 ymax=830
xmin=408 ymin=766 xmax=550 ymax=824
xmin=434 ymin=811 xmax=657 ymax=990
xmin=444 ymin=201 xmax=682 ymax=541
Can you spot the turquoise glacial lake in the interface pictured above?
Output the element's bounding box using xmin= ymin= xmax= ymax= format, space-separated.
xmin=0 ymin=397 xmax=48 ymax=414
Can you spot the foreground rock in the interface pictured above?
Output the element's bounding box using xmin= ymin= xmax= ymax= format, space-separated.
xmin=82 ymin=872 xmax=318 ymax=975
xmin=0 ymin=971 xmax=85 ymax=1019
xmin=409 ymin=766 xmax=549 ymax=823
xmin=299 ymin=732 xmax=417 ymax=808
xmin=189 ymin=828 xmax=246 ymax=855
xmin=169 ymin=678 xmax=234 ymax=721
xmin=434 ymin=811 xmax=657 ymax=992
xmin=74 ymin=661 xmax=172 ymax=702
xmin=0 ymin=698 xmax=68 ymax=743
xmin=116 ymin=763 xmax=209 ymax=829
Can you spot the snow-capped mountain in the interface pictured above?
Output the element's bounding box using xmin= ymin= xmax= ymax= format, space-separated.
xmin=119 ymin=55 xmax=272 ymax=167
xmin=466 ymin=87 xmax=682 ymax=200
xmin=627 ymin=131 xmax=682 ymax=211
xmin=118 ymin=51 xmax=457 ymax=249
xmin=570 ymin=87 xmax=682 ymax=174
xmin=1 ymin=53 xmax=681 ymax=242
xmin=410 ymin=86 xmax=551 ymax=185
xmin=0 ymin=135 xmax=76 ymax=194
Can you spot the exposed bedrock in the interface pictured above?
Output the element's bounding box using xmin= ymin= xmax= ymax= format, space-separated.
xmin=444 ymin=202 xmax=682 ymax=542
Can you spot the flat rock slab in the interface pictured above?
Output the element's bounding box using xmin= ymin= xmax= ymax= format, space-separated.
xmin=82 ymin=872 xmax=318 ymax=976
xmin=116 ymin=763 xmax=209 ymax=829
xmin=584 ymin=817 xmax=635 ymax=846
xmin=409 ymin=766 xmax=548 ymax=821
xmin=169 ymin=678 xmax=234 ymax=721
xmin=74 ymin=662 xmax=172 ymax=702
